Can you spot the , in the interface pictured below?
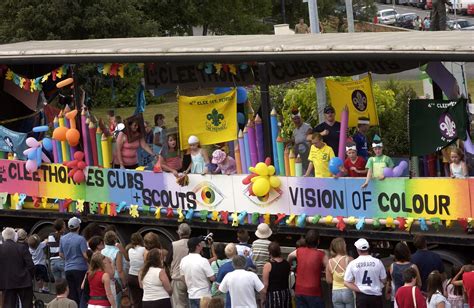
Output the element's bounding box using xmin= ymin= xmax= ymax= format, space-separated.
xmin=447 ymin=18 xmax=474 ymax=29
xmin=376 ymin=9 xmax=398 ymax=24
xmin=395 ymin=13 xmax=418 ymax=29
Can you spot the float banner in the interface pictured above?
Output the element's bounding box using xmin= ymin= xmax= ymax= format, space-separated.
xmin=327 ymin=76 xmax=378 ymax=127
xmin=0 ymin=162 xmax=85 ymax=200
xmin=405 ymin=178 xmax=470 ymax=220
xmin=289 ymin=177 xmax=347 ymax=217
xmin=145 ymin=61 xmax=421 ymax=89
xmin=178 ymin=90 xmax=237 ymax=149
xmin=409 ymin=98 xmax=468 ymax=156
xmin=344 ymin=178 xmax=406 ymax=219
xmin=0 ymin=160 xmax=472 ymax=220
xmin=0 ymin=125 xmax=27 ymax=159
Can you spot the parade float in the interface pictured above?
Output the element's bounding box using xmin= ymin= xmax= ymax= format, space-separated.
xmin=0 ymin=33 xmax=472 ymax=264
